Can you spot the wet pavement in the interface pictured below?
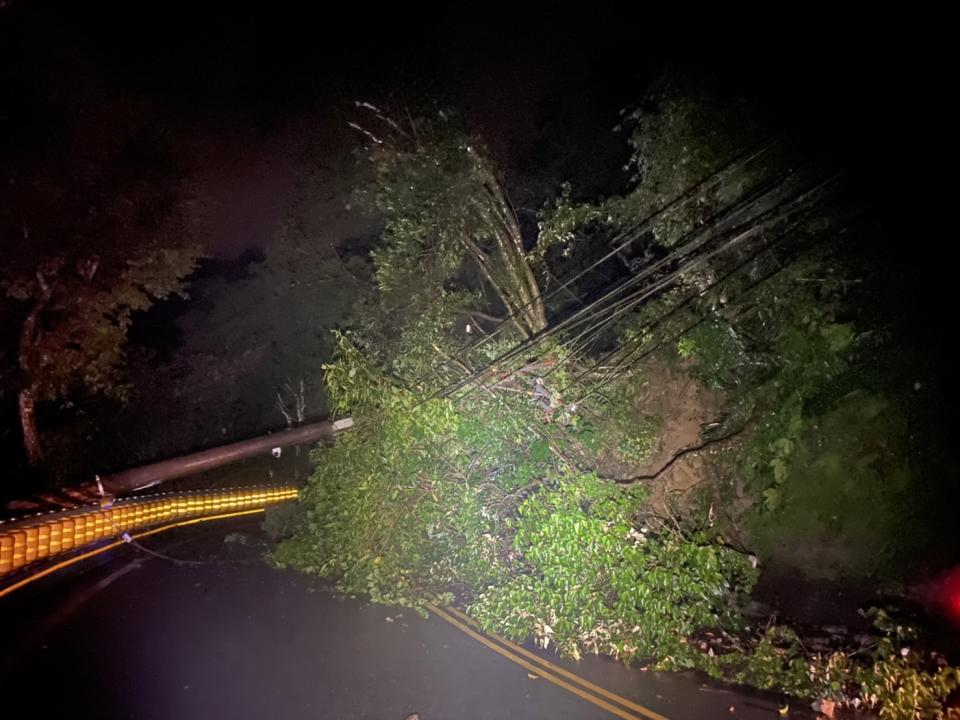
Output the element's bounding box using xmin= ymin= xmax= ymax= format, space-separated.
xmin=0 ymin=516 xmax=808 ymax=719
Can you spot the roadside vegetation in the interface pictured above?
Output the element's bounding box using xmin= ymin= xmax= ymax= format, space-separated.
xmin=273 ymin=82 xmax=960 ymax=719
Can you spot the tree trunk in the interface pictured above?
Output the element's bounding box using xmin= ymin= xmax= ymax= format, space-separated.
xmin=472 ymin=181 xmax=548 ymax=337
xmin=18 ymin=385 xmax=42 ymax=464
xmin=17 ymin=266 xmax=56 ymax=465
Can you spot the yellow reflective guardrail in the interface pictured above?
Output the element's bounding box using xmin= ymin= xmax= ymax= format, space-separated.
xmin=0 ymin=485 xmax=298 ymax=579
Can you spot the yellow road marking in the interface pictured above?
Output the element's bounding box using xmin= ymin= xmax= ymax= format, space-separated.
xmin=4 ymin=513 xmax=672 ymax=720
xmin=428 ymin=604 xmax=670 ymax=720
xmin=443 ymin=605 xmax=670 ymax=720
xmin=0 ymin=508 xmax=267 ymax=599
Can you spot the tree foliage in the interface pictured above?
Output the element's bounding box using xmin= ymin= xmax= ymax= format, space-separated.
xmin=351 ymin=105 xmax=546 ymax=340
xmin=538 ymin=77 xmax=766 ymax=259
xmin=470 ymin=474 xmax=756 ymax=664
xmin=2 ymin=243 xmax=200 ymax=462
xmin=274 ymin=85 xmax=960 ymax=718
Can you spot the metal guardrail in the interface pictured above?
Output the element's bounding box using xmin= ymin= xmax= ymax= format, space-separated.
xmin=0 ymin=484 xmax=298 ymax=579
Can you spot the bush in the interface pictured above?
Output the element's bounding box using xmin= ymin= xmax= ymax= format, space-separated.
xmin=470 ymin=473 xmax=757 ymax=663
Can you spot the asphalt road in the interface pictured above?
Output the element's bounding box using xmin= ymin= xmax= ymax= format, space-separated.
xmin=0 ymin=516 xmax=809 ymax=720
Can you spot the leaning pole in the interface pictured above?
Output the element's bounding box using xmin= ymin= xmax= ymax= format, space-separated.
xmin=98 ymin=417 xmax=354 ymax=494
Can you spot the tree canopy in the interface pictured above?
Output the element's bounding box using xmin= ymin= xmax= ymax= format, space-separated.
xmin=2 ymin=241 xmax=201 ymax=464
xmin=352 ymin=105 xmax=546 ymax=342
xmin=273 ymin=87 xmax=960 ymax=719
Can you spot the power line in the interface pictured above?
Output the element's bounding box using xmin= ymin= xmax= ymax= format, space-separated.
xmin=336 ymin=144 xmax=845 ymax=474
xmin=440 ymin=170 xmax=841 ymax=404
xmin=568 ymin=216 xmax=852 ymax=409
xmin=455 ymin=207 xmax=816 ymax=408
xmin=543 ymin=172 xmax=843 ymax=372
xmin=401 ymin=138 xmax=783 ymax=393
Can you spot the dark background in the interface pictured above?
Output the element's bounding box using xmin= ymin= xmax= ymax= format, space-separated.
xmin=0 ymin=2 xmax=952 ymax=478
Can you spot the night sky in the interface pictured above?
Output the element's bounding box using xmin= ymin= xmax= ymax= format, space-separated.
xmin=2 ymin=3 xmax=947 ymax=259
xmin=2 ymin=3 xmax=648 ymax=260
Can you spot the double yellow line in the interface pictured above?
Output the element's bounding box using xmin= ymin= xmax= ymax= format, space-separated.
xmin=3 ymin=512 xmax=670 ymax=720
xmin=427 ymin=604 xmax=670 ymax=720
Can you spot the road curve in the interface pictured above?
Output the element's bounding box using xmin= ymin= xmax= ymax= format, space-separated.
xmin=0 ymin=516 xmax=809 ymax=720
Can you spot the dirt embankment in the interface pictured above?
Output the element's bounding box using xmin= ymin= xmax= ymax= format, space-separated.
xmin=597 ymin=358 xmax=735 ymax=515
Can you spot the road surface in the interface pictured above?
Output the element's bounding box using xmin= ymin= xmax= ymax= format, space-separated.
xmin=0 ymin=515 xmax=809 ymax=719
